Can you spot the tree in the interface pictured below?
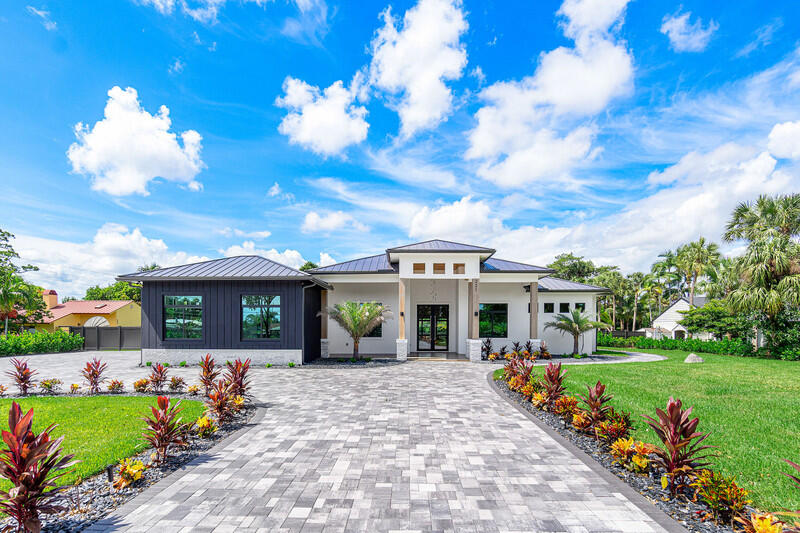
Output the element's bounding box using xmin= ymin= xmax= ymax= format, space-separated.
xmin=641 ymin=274 xmax=664 ymax=324
xmin=592 ymin=270 xmax=626 ymax=330
xmin=138 ymin=263 xmax=161 ymax=272
xmin=324 ymin=302 xmax=391 ymax=359
xmin=724 ymin=193 xmax=800 ymax=242
xmin=676 ymin=237 xmax=720 ymax=306
xmin=677 ymin=300 xmax=750 ymax=340
xmin=299 ymin=261 xmax=318 ymax=272
xmin=85 ymin=281 xmax=141 ymax=302
xmin=544 ymin=309 xmax=608 ymax=355
xmin=547 ymin=253 xmax=598 ymax=282
xmin=626 ymin=272 xmax=645 ymax=331
xmin=0 ymin=273 xmax=27 ymax=336
xmin=704 ymin=257 xmax=742 ymax=299
xmin=0 ymin=230 xmax=47 ymax=334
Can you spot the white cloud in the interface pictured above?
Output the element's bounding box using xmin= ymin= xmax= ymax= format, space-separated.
xmin=281 ymin=0 xmax=330 ymax=45
xmin=466 ymin=0 xmax=632 ymax=188
xmin=276 ymin=76 xmax=368 ymax=156
xmin=67 ymin=86 xmax=204 ymax=196
xmin=301 ymin=211 xmax=368 ymax=234
xmin=470 ymin=66 xmax=486 ymax=86
xmin=220 ymin=241 xmax=335 ymax=270
xmin=168 ymin=58 xmax=185 ymax=74
xmin=367 ymin=147 xmax=460 ymax=191
xmin=26 ymin=5 xmax=57 ymax=30
xmin=267 ymin=182 xmax=296 ymax=202
xmin=136 ymin=0 xmax=176 ymax=15
xmin=318 ymin=252 xmax=336 ymax=266
xmin=14 ymin=223 xmax=208 ymax=298
xmin=408 ymin=196 xmax=504 ymax=244
xmin=660 ymin=10 xmax=718 ymax=53
xmin=369 ymin=0 xmax=468 ymax=137
xmin=736 ymin=19 xmax=782 ymax=58
xmin=215 ymin=227 xmax=272 ymax=239
xmin=767 ymin=121 xmax=800 ymax=159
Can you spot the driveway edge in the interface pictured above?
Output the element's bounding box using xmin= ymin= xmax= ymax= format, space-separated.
xmin=487 ymin=371 xmax=688 ymax=533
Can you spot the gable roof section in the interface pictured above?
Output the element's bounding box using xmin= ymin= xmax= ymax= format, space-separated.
xmin=482 ymin=257 xmax=553 ymax=274
xmin=310 ymin=254 xmax=398 ymax=274
xmin=35 ymin=300 xmax=134 ymax=324
xmin=117 ymin=255 xmax=320 ymax=283
xmin=386 ymin=239 xmax=495 ymax=254
xmin=537 ymin=277 xmax=608 ymax=292
xmin=651 ymin=296 xmax=708 ymax=324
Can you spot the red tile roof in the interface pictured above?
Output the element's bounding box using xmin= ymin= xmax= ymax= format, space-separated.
xmin=36 ymin=300 xmax=134 ymax=324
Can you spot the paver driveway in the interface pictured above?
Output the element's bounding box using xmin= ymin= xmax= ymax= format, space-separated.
xmin=1 ymin=352 xmax=678 ymax=532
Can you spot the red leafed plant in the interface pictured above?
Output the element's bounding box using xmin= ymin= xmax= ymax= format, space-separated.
xmin=542 ymin=362 xmax=567 ymax=411
xmin=149 ymin=363 xmax=169 ymax=393
xmin=141 ymin=396 xmax=190 ymax=464
xmin=224 ymin=358 xmax=251 ymax=397
xmin=205 ymin=380 xmax=235 ymax=424
xmin=578 ymin=380 xmax=613 ymax=439
xmin=0 ymin=402 xmax=78 ymax=533
xmin=6 ymin=358 xmax=37 ymax=396
xmin=781 ymin=459 xmax=800 ymax=528
xmin=80 ymin=357 xmax=108 ymax=394
xmin=199 ymin=354 xmax=220 ymax=396
xmin=642 ymin=397 xmax=714 ymax=496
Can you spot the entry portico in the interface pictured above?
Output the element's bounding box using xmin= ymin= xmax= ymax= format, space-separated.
xmin=311 ymin=240 xmax=607 ymax=360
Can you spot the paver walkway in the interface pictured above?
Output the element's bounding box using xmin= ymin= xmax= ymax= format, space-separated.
xmin=2 ymin=352 xmax=679 ymax=532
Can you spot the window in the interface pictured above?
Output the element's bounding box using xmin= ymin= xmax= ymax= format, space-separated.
xmin=559 ymin=302 xmax=570 ymax=313
xmin=364 ymin=302 xmax=383 ymax=338
xmin=241 ymin=295 xmax=281 ymax=340
xmin=575 ymin=302 xmax=586 ymax=312
xmin=544 ymin=302 xmax=554 ymax=313
xmin=164 ymin=296 xmax=202 ymax=339
xmin=453 ymin=263 xmax=465 ymax=274
xmin=413 ymin=263 xmax=425 ymax=274
xmin=433 ymin=263 xmax=445 ymax=274
xmin=479 ymin=303 xmax=508 ymax=338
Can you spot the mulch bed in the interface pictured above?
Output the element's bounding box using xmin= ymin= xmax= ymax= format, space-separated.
xmin=492 ymin=378 xmax=750 ymax=533
xmin=306 ymin=358 xmax=405 ymax=367
xmin=0 ymin=402 xmax=258 ymax=533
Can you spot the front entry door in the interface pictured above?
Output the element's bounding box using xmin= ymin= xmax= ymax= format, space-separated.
xmin=417 ymin=304 xmax=449 ymax=351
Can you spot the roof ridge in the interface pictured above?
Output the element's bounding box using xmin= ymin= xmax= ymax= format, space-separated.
xmin=386 ymin=238 xmax=495 ymax=251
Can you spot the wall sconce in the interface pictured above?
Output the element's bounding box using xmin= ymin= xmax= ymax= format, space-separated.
xmin=474 ymin=311 xmax=479 ymax=317
xmin=399 ymin=311 xmax=404 ymax=317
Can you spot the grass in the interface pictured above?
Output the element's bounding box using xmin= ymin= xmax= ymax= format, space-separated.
xmin=0 ymin=396 xmax=205 ymax=488
xmin=494 ymin=348 xmax=800 ymax=511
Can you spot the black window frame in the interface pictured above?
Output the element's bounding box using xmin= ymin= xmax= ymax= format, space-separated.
xmin=544 ymin=302 xmax=554 ymax=313
xmin=575 ymin=302 xmax=586 ymax=312
xmin=240 ymin=294 xmax=282 ymax=341
xmin=163 ymin=295 xmax=204 ymax=340
xmin=363 ymin=301 xmax=383 ymax=338
xmin=559 ymin=302 xmax=570 ymax=313
xmin=479 ymin=303 xmax=508 ymax=338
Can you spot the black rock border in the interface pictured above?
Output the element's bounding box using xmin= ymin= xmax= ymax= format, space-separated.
xmin=489 ymin=372 xmax=748 ymax=533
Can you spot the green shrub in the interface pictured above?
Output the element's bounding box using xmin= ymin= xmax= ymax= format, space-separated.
xmin=0 ymin=330 xmax=83 ymax=356
xmin=597 ymin=332 xmax=753 ymax=356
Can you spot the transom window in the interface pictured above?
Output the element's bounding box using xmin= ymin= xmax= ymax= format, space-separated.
xmin=479 ymin=303 xmax=508 ymax=338
xmin=453 ymin=263 xmax=465 ymax=274
xmin=433 ymin=263 xmax=446 ymax=274
xmin=164 ymin=296 xmax=203 ymax=339
xmin=241 ymin=295 xmax=281 ymax=340
xmin=544 ymin=302 xmax=554 ymax=313
xmin=560 ymin=302 xmax=570 ymax=313
xmin=413 ymin=263 xmax=425 ymax=274
xmin=575 ymin=302 xmax=586 ymax=312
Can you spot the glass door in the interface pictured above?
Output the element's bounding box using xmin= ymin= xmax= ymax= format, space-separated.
xmin=417 ymin=304 xmax=448 ymax=351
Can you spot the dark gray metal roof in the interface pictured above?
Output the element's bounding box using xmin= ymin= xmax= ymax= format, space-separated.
xmin=309 ymin=254 xmax=398 ymax=274
xmin=386 ymin=239 xmax=495 ymax=254
xmin=536 ymin=277 xmax=609 ymax=292
xmin=481 ymin=257 xmax=553 ymax=274
xmin=117 ymin=255 xmax=328 ymax=287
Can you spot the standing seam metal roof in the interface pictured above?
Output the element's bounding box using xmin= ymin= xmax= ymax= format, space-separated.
xmin=386 ymin=239 xmax=495 ymax=253
xmin=309 ymin=254 xmax=397 ymax=274
xmin=117 ymin=255 xmax=314 ymax=281
xmin=537 ymin=277 xmax=609 ymax=292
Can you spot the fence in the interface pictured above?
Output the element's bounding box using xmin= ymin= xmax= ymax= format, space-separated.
xmin=67 ymin=326 xmax=141 ymax=350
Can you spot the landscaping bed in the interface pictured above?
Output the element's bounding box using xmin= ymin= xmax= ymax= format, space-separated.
xmin=306 ymin=357 xmax=405 ymax=367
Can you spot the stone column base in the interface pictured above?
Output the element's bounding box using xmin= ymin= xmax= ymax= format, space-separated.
xmin=396 ymin=339 xmax=408 ymax=361
xmin=320 ymin=339 xmax=329 ymax=358
xmin=528 ymin=339 xmax=543 ymax=352
xmin=466 ymin=339 xmax=482 ymax=362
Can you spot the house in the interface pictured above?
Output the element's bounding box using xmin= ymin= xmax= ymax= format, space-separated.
xmin=116 ymin=256 xmax=329 ymax=365
xmin=116 ymin=239 xmax=609 ymax=365
xmin=310 ymin=240 xmax=609 ymax=360
xmin=650 ymin=296 xmax=712 ymax=340
xmin=25 ymin=289 xmax=141 ymax=332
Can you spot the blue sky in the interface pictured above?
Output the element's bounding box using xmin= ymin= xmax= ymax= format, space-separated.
xmin=3 ymin=0 xmax=800 ymax=296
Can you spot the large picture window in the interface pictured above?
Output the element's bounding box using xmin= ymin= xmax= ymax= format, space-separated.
xmin=241 ymin=295 xmax=281 ymax=340
xmin=164 ymin=296 xmax=203 ymax=339
xmin=479 ymin=303 xmax=508 ymax=338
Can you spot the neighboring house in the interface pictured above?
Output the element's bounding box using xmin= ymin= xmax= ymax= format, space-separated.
xmin=116 ymin=256 xmax=329 ymax=366
xmin=650 ymin=296 xmax=712 ymax=340
xmin=115 ymin=239 xmax=609 ymax=365
xmin=310 ymin=239 xmax=609 ymax=359
xmin=25 ymin=289 xmax=141 ymax=332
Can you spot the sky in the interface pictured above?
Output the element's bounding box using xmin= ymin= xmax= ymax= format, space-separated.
xmin=3 ymin=0 xmax=800 ymax=297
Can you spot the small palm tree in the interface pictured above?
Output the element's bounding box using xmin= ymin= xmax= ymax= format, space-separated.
xmin=324 ymin=302 xmax=391 ymax=359
xmin=545 ymin=309 xmax=608 ymax=355
xmin=0 ymin=273 xmax=28 ymax=336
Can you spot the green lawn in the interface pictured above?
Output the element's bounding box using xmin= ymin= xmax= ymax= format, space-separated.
xmin=0 ymin=396 xmax=205 ymax=487
xmin=494 ymin=348 xmax=800 ymax=511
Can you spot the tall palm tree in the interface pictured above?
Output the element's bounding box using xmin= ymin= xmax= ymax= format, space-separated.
xmin=545 ymin=309 xmax=609 ymax=355
xmin=0 ymin=273 xmax=28 ymax=336
xmin=676 ymin=237 xmax=721 ymax=306
xmin=642 ymin=274 xmax=664 ymax=324
xmin=324 ymin=302 xmax=391 ymax=359
xmin=704 ymin=257 xmax=743 ymax=299
xmin=626 ymin=272 xmax=645 ymax=331
xmin=724 ymin=194 xmax=800 ymax=242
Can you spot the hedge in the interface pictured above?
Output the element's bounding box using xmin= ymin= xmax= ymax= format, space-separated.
xmin=0 ymin=330 xmax=84 ymax=356
xmin=597 ymin=332 xmax=753 ymax=356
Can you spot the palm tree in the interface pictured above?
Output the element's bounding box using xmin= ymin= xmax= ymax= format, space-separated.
xmin=724 ymin=194 xmax=800 ymax=242
xmin=642 ymin=274 xmax=664 ymax=324
xmin=545 ymin=309 xmax=609 ymax=355
xmin=0 ymin=272 xmax=28 ymax=336
xmin=704 ymin=257 xmax=743 ymax=299
xmin=324 ymin=301 xmax=391 ymax=359
xmin=676 ymin=238 xmax=721 ymax=306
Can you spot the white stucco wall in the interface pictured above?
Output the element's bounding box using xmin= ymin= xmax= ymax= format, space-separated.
xmin=325 ymin=282 xmax=399 ymax=356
